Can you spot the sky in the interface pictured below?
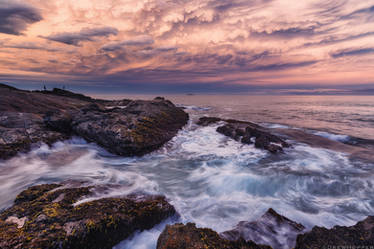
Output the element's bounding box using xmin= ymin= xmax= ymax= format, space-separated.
xmin=0 ymin=0 xmax=373 ymax=94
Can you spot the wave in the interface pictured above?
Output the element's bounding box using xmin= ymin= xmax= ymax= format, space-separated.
xmin=177 ymin=104 xmax=211 ymax=111
xmin=1 ymin=122 xmax=374 ymax=247
xmin=311 ymin=131 xmax=351 ymax=142
xmin=113 ymin=217 xmax=178 ymax=249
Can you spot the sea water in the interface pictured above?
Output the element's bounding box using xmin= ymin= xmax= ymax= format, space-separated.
xmin=0 ymin=95 xmax=373 ymax=249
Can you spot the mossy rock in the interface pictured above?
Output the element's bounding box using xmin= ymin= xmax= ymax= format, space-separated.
xmin=156 ymin=223 xmax=272 ymax=249
xmin=0 ymin=184 xmax=176 ymax=249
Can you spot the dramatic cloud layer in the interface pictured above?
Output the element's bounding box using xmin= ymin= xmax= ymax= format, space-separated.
xmin=0 ymin=1 xmax=42 ymax=35
xmin=331 ymin=47 xmax=374 ymax=58
xmin=42 ymin=27 xmax=118 ymax=46
xmin=0 ymin=0 xmax=373 ymax=93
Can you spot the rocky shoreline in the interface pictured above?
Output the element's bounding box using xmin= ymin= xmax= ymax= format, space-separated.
xmin=1 ymin=183 xmax=373 ymax=249
xmin=1 ymin=84 xmax=373 ymax=248
xmin=0 ymin=183 xmax=176 ymax=249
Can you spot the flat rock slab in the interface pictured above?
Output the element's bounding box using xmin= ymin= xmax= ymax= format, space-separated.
xmin=157 ymin=222 xmax=272 ymax=249
xmin=197 ymin=117 xmax=289 ymax=153
xmin=0 ymin=184 xmax=176 ymax=249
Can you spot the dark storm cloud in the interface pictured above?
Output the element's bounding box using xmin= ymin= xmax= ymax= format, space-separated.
xmin=312 ymin=0 xmax=348 ymax=18
xmin=173 ymin=50 xmax=270 ymax=68
xmin=247 ymin=60 xmax=319 ymax=71
xmin=303 ymin=31 xmax=374 ymax=47
xmin=159 ymin=14 xmax=221 ymax=39
xmin=2 ymin=42 xmax=60 ymax=52
xmin=100 ymin=36 xmax=154 ymax=52
xmin=340 ymin=5 xmax=374 ymax=20
xmin=154 ymin=46 xmax=178 ymax=52
xmin=251 ymin=26 xmax=318 ymax=38
xmin=208 ymin=0 xmax=272 ymax=12
xmin=42 ymin=27 xmax=118 ymax=46
xmin=0 ymin=1 xmax=42 ymax=35
xmin=80 ymin=53 xmax=317 ymax=83
xmin=330 ymin=47 xmax=374 ymax=58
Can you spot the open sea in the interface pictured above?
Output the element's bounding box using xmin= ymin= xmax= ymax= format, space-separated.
xmin=1 ymin=95 xmax=373 ymax=249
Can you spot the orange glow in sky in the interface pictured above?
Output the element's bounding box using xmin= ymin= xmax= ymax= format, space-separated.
xmin=0 ymin=0 xmax=373 ymax=93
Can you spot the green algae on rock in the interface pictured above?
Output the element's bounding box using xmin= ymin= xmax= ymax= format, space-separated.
xmin=156 ymin=223 xmax=272 ymax=249
xmin=0 ymin=184 xmax=176 ymax=249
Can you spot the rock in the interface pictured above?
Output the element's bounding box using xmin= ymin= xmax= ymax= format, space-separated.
xmin=0 ymin=184 xmax=176 ymax=249
xmin=0 ymin=84 xmax=188 ymax=160
xmin=43 ymin=111 xmax=74 ymax=134
xmin=221 ymin=208 xmax=305 ymax=249
xmin=157 ymin=222 xmax=271 ymax=249
xmin=38 ymin=88 xmax=97 ymax=102
xmin=0 ymin=112 xmax=69 ymax=159
xmin=5 ymin=216 xmax=27 ymax=229
xmin=254 ymin=135 xmax=283 ymax=153
xmin=295 ymin=216 xmax=374 ymax=249
xmin=197 ymin=117 xmax=223 ymax=126
xmin=197 ymin=116 xmax=289 ymax=153
xmin=242 ymin=134 xmax=254 ymax=144
xmin=70 ymin=98 xmax=188 ymax=156
xmin=217 ymin=124 xmax=236 ymax=138
xmin=14 ymin=184 xmax=62 ymax=204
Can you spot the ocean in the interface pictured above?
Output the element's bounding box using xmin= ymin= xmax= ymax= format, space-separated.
xmin=1 ymin=95 xmax=373 ymax=249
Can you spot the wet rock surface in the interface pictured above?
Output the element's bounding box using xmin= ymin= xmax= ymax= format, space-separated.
xmin=295 ymin=216 xmax=374 ymax=249
xmin=0 ymin=184 xmax=176 ymax=249
xmin=54 ymin=98 xmax=188 ymax=156
xmin=156 ymin=222 xmax=271 ymax=249
xmin=0 ymin=112 xmax=70 ymax=159
xmin=221 ymin=208 xmax=305 ymax=249
xmin=156 ymin=210 xmax=374 ymax=249
xmin=0 ymin=84 xmax=188 ymax=159
xmin=197 ymin=117 xmax=289 ymax=153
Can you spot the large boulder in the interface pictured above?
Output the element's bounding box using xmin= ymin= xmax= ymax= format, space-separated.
xmin=295 ymin=216 xmax=374 ymax=249
xmin=157 ymin=222 xmax=271 ymax=249
xmin=221 ymin=208 xmax=305 ymax=249
xmin=0 ymin=184 xmax=176 ymax=249
xmin=45 ymin=98 xmax=189 ymax=156
xmin=197 ymin=117 xmax=289 ymax=153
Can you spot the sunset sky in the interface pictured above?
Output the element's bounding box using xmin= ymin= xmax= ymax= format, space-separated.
xmin=0 ymin=0 xmax=373 ymax=94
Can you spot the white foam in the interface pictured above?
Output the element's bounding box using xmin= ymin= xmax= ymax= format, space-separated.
xmin=263 ymin=123 xmax=290 ymax=129
xmin=113 ymin=218 xmax=176 ymax=249
xmin=166 ymin=124 xmax=267 ymax=161
xmin=1 ymin=121 xmax=373 ymax=249
xmin=312 ymin=131 xmax=350 ymax=142
xmin=282 ymin=144 xmax=351 ymax=173
xmin=177 ymin=105 xmax=211 ymax=111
